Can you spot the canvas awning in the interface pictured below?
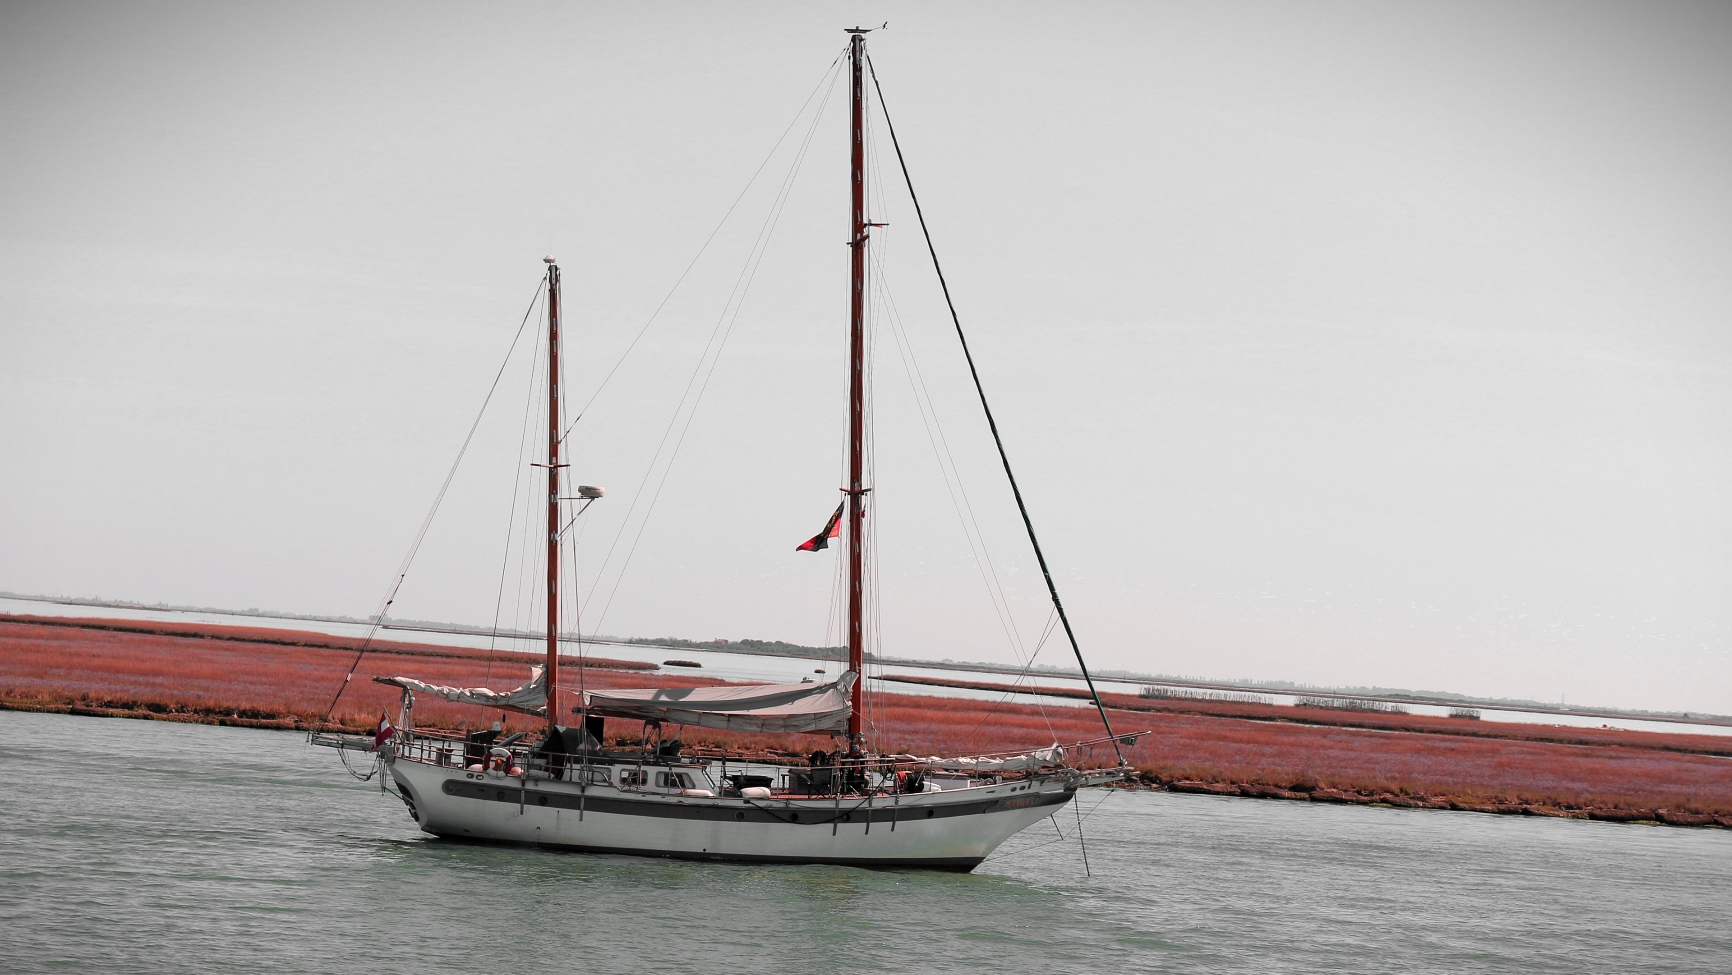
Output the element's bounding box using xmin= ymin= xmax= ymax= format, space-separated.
xmin=580 ymin=672 xmax=856 ymax=735
xmin=375 ymin=666 xmax=547 ymax=714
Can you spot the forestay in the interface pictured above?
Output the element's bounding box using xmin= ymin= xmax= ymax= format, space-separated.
xmin=581 ymin=672 xmax=856 ymax=735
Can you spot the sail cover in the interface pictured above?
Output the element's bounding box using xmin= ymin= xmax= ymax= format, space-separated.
xmin=581 ymin=672 xmax=856 ymax=735
xmin=895 ymin=744 xmax=1068 ymax=772
xmin=376 ymin=666 xmax=547 ymax=713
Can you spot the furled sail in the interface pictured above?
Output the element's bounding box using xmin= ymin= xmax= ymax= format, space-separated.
xmin=893 ymin=744 xmax=1067 ymax=772
xmin=581 ymin=672 xmax=856 ymax=735
xmin=376 ymin=666 xmax=547 ymax=713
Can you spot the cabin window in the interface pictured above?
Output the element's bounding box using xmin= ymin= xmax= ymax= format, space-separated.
xmin=620 ymin=769 xmax=646 ymax=787
xmin=584 ymin=768 xmax=611 ymax=786
xmin=654 ymin=771 xmax=696 ymax=789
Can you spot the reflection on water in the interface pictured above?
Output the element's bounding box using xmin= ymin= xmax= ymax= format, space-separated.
xmin=3 ymin=710 xmax=1728 ymax=974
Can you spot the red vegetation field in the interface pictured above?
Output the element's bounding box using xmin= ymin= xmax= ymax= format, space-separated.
xmin=4 ymin=614 xmax=1730 ymax=819
xmin=878 ymin=673 xmax=1732 ymax=757
xmin=0 ymin=614 xmax=686 ymax=733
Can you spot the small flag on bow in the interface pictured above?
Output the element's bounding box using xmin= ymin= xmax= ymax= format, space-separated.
xmin=796 ymin=501 xmax=846 ymax=552
xmin=372 ymin=711 xmax=394 ymax=751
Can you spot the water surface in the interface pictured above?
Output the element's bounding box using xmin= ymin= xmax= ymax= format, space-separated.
xmin=2 ymin=710 xmax=1727 ymax=974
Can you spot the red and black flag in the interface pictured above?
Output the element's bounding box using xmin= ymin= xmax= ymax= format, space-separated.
xmin=796 ymin=501 xmax=845 ymax=552
xmin=372 ymin=711 xmax=395 ymax=751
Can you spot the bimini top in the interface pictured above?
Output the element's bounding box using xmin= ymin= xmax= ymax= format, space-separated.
xmin=581 ymin=671 xmax=856 ymax=735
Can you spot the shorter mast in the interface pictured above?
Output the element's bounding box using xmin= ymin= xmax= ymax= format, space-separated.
xmin=545 ymin=258 xmax=562 ymax=731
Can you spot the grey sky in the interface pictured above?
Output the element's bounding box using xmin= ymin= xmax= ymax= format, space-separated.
xmin=2 ymin=2 xmax=1728 ymax=713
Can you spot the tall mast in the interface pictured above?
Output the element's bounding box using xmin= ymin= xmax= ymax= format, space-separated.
xmin=846 ymin=30 xmax=868 ymax=752
xmin=545 ymin=258 xmax=563 ymax=732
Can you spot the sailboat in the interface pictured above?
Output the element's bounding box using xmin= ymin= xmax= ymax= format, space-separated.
xmin=312 ymin=29 xmax=1142 ymax=871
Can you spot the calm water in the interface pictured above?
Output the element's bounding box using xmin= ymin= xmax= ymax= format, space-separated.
xmin=2 ymin=710 xmax=1728 ymax=974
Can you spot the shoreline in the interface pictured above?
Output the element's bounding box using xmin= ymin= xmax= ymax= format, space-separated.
xmin=7 ymin=613 xmax=1730 ymax=830
xmin=9 ymin=593 xmax=1721 ymax=731
xmin=5 ymin=697 xmax=1727 ymax=832
xmin=876 ymin=673 xmax=1732 ymax=757
xmin=1108 ymin=774 xmax=1731 ymax=829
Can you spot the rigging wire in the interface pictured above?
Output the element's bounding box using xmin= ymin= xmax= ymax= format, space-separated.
xmin=870 ymin=246 xmax=1043 ymax=681
xmin=581 ymin=65 xmax=846 ymax=613
xmin=554 ymin=279 xmax=590 ymax=703
xmin=951 ymin=606 xmax=1063 ymax=747
xmin=566 ymin=492 xmax=587 ymax=699
xmin=336 ymin=745 xmax=382 ymax=782
xmin=824 ymin=128 xmax=855 ymax=700
xmin=585 ymin=61 xmax=845 ymax=634
xmin=862 ymin=107 xmax=1057 ymax=744
xmin=820 ymin=532 xmax=845 ymax=665
xmin=312 ymin=276 xmax=547 ymax=732
xmin=867 ymin=53 xmax=1125 ymax=765
xmin=549 ymin=51 xmax=852 ymax=691
xmin=509 ymin=327 xmax=549 ymax=663
xmin=947 ymin=603 xmax=1086 ymax=749
xmin=562 ymin=44 xmax=851 ymax=442
xmin=981 ymin=788 xmax=1116 ymax=866
xmin=480 ymin=281 xmax=550 ymax=716
xmin=1075 ymin=783 xmax=1093 ymax=876
xmin=860 ymin=80 xmax=880 ymax=744
xmin=856 ymin=56 xmax=1063 ymax=747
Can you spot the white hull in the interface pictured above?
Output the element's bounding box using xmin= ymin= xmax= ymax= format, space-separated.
xmin=386 ymin=758 xmax=1078 ymax=871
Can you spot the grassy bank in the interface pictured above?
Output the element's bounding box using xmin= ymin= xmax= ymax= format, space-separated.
xmin=4 ymin=614 xmax=1729 ymax=825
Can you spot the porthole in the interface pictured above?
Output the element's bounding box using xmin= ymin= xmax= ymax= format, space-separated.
xmin=789 ymin=812 xmax=800 ymax=823
xmin=537 ymin=796 xmax=548 ymax=806
xmin=925 ymin=809 xmax=935 ymax=818
xmin=736 ymin=811 xmax=745 ymax=822
xmin=497 ymin=790 xmax=506 ymax=801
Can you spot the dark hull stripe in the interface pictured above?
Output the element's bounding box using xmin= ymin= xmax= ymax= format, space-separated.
xmin=424 ymin=833 xmax=988 ymax=872
xmin=437 ymin=777 xmax=1073 ymax=824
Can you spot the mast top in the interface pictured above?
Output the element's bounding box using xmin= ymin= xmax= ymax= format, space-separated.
xmin=845 ymin=23 xmax=884 ymax=34
xmin=544 ymin=255 xmax=557 ymax=264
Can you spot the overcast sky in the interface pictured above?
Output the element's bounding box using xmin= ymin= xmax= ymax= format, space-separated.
xmin=3 ymin=2 xmax=1728 ymax=714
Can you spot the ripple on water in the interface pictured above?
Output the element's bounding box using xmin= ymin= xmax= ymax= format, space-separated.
xmin=3 ymin=709 xmax=1729 ymax=975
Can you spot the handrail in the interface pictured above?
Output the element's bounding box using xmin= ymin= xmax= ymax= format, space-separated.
xmin=360 ymin=728 xmax=1148 ymax=784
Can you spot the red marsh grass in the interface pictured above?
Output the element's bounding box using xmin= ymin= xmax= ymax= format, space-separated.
xmin=0 ymin=615 xmax=683 ymax=733
xmin=4 ymin=614 xmax=1729 ymax=815
xmin=880 ymin=673 xmax=1732 ymax=756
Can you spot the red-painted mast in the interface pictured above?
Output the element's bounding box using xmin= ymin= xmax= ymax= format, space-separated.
xmin=545 ymin=258 xmax=563 ymax=732
xmin=845 ymin=30 xmax=868 ymax=753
